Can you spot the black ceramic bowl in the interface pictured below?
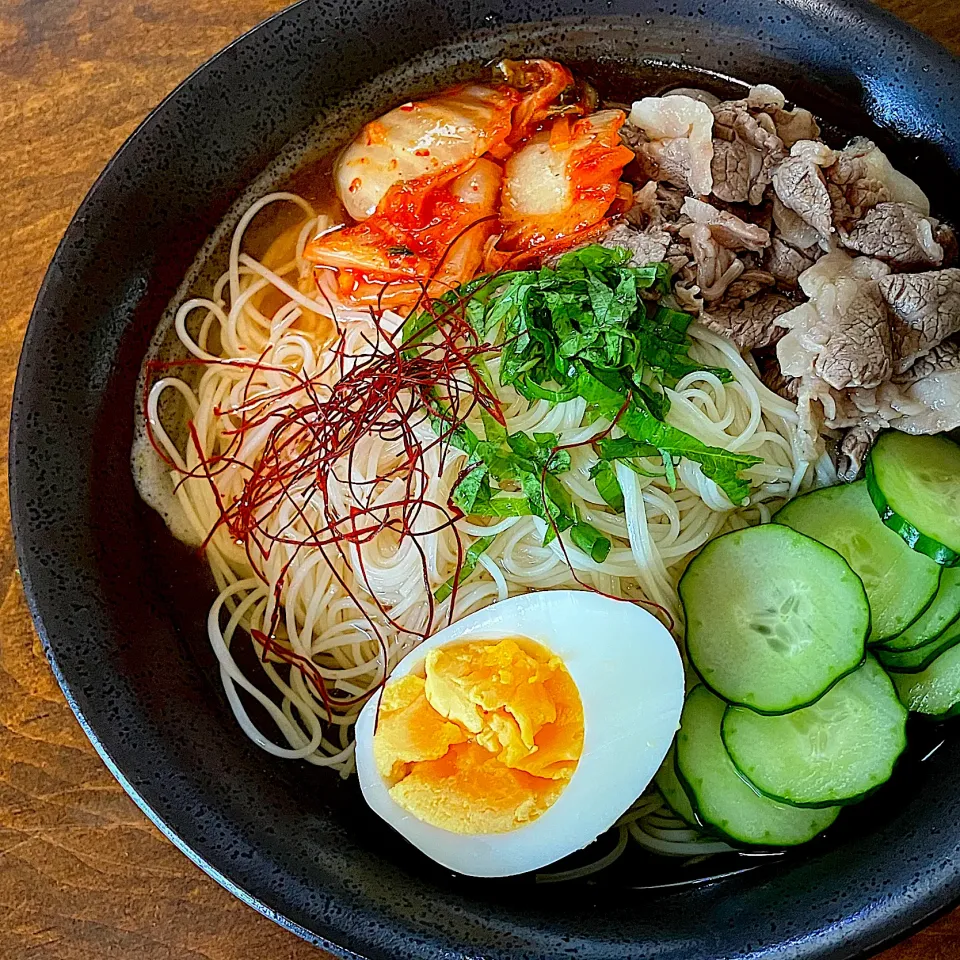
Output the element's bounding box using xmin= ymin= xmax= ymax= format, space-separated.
xmin=12 ymin=1 xmax=960 ymax=957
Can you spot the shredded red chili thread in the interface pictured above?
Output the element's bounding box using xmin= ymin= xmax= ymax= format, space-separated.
xmin=143 ymin=266 xmax=512 ymax=712
xmin=143 ymin=240 xmax=671 ymax=717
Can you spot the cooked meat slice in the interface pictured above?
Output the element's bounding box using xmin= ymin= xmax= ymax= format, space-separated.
xmin=715 ymin=84 xmax=820 ymax=147
xmin=764 ymin=237 xmax=819 ymax=287
xmin=824 ymin=141 xmax=892 ymax=225
xmin=826 ymin=151 xmax=890 ymax=226
xmin=713 ymin=92 xmax=775 ymax=144
xmin=840 ymin=202 xmax=944 ymax=269
xmin=772 ymin=196 xmax=822 ymax=250
xmin=677 ymin=198 xmax=770 ymax=303
xmin=680 ymin=198 xmax=770 ymax=251
xmin=735 ymin=84 xmax=820 ymax=146
xmin=828 ymin=178 xmax=890 ymax=227
xmin=838 ymin=421 xmax=880 ymax=481
xmin=681 ymin=223 xmax=744 ymax=302
xmin=757 ymin=351 xmax=800 ymax=401
xmin=893 ymin=339 xmax=960 ymax=386
xmin=673 ymin=279 xmax=702 ymax=313
xmin=634 ymin=137 xmax=695 ymax=192
xmin=880 ymin=342 xmax=960 ymax=434
xmin=823 ymin=382 xmax=883 ymax=431
xmin=599 ymin=222 xmax=671 ymax=267
xmin=826 ymin=340 xmax=960 ymax=453
xmin=628 ymin=95 xmax=715 ymax=195
xmin=627 ymin=181 xmax=661 ymax=225
xmin=711 ymin=139 xmax=763 ymax=204
xmin=666 ymin=239 xmax=695 ymax=280
xmin=741 ymin=84 xmax=784 ymax=110
xmin=794 ymin=374 xmax=837 ymax=462
xmin=655 ymin=183 xmax=687 ymax=221
xmin=878 ymin=268 xmax=960 ymax=371
xmin=828 ymin=138 xmax=930 ymax=215
xmin=662 ymin=87 xmax=721 ymax=108
xmin=724 ymin=270 xmax=777 ymax=301
xmin=701 ymin=292 xmax=794 ymax=350
xmin=773 ymin=106 xmax=820 ymax=149
xmin=627 ymin=182 xmax=688 ymax=231
xmin=776 ymin=251 xmax=893 ymax=391
xmin=893 ymin=373 xmax=960 ymax=434
xmin=710 ymin=96 xmax=785 ymax=205
xmin=772 ymin=141 xmax=836 ymax=243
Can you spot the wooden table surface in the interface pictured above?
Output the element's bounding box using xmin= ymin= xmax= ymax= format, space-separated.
xmin=2 ymin=1 xmax=960 ymax=957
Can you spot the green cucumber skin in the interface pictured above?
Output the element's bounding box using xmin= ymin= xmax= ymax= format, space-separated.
xmin=898 ymin=698 xmax=960 ymax=722
xmin=920 ymin=702 xmax=960 ymax=721
xmin=891 ymin=640 xmax=960 ymax=719
xmin=873 ymin=569 xmax=960 ymax=655
xmin=720 ymin=724 xmax=893 ymax=811
xmin=775 ymin=482 xmax=939 ymax=645
xmin=672 ymin=741 xmax=757 ymax=847
xmin=722 ymin=734 xmax=888 ymax=810
xmin=690 ymin=655 xmax=867 ymax=717
xmin=866 ymin=459 xmax=960 ymax=567
xmin=672 ymin=756 xmax=739 ymax=846
xmin=875 ymin=626 xmax=949 ymax=655
xmin=892 ymin=691 xmax=960 ymax=722
xmin=876 ymin=603 xmax=959 ymax=654
xmin=878 ymin=628 xmax=960 ymax=673
xmin=674 ymin=688 xmax=840 ymax=846
xmin=719 ymin=685 xmax=907 ymax=809
xmin=681 ymin=524 xmax=869 ymax=715
xmin=653 ymin=745 xmax=699 ymax=828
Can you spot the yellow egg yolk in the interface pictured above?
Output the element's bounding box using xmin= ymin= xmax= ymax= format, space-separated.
xmin=373 ymin=637 xmax=585 ymax=834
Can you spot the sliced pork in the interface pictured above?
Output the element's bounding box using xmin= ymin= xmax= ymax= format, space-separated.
xmin=879 ymin=268 xmax=960 ymax=371
xmin=772 ymin=141 xmax=836 ymax=244
xmin=628 ymin=95 xmax=715 ymax=195
xmin=776 ymin=251 xmax=893 ymax=391
xmin=841 ymin=202 xmax=944 ymax=269
xmin=701 ymin=292 xmax=793 ymax=351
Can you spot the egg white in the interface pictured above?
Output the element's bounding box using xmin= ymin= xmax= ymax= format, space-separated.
xmin=355 ymin=590 xmax=684 ymax=877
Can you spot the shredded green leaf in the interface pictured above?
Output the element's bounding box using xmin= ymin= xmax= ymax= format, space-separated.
xmin=588 ymin=460 xmax=625 ymax=513
xmin=415 ymin=244 xmax=760 ymax=522
xmin=434 ymin=536 xmax=495 ymax=602
xmin=450 ymin=453 xmax=490 ymax=513
xmin=574 ymin=365 xmax=760 ymax=504
xmin=468 ymin=496 xmax=533 ymax=518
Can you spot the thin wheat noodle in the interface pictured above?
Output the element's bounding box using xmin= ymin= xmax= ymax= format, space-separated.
xmin=135 ymin=191 xmax=814 ymax=779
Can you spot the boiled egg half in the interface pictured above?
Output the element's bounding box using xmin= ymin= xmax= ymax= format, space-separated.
xmin=354 ymin=590 xmax=684 ymax=877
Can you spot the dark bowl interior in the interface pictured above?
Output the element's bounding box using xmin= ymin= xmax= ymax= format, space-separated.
xmin=11 ymin=1 xmax=960 ymax=958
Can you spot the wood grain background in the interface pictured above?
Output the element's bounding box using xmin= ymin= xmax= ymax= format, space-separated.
xmin=1 ymin=1 xmax=959 ymax=957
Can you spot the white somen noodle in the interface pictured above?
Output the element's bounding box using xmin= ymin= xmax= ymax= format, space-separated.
xmin=134 ymin=192 xmax=827 ymax=784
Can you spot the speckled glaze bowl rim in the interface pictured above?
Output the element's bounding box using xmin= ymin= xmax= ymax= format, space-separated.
xmin=12 ymin=4 xmax=355 ymax=954
xmin=14 ymin=3 xmax=338 ymax=947
xmin=11 ymin=0 xmax=960 ymax=958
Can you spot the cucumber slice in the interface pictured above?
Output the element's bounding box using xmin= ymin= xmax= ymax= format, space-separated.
xmin=877 ymin=567 xmax=960 ymax=652
xmin=775 ymin=480 xmax=940 ymax=644
xmin=877 ymin=619 xmax=960 ymax=673
xmin=721 ymin=656 xmax=906 ymax=807
xmin=891 ymin=642 xmax=960 ymax=719
xmin=653 ymin=743 xmax=697 ymax=826
xmin=680 ymin=524 xmax=868 ymax=714
xmin=867 ymin=431 xmax=960 ymax=565
xmin=675 ymin=686 xmax=841 ymax=845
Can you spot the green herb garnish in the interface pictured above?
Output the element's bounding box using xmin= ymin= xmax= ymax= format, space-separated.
xmin=474 ymin=245 xmax=759 ymax=505
xmin=434 ymin=536 xmax=496 ymax=602
xmin=411 ymin=245 xmax=760 ymax=565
